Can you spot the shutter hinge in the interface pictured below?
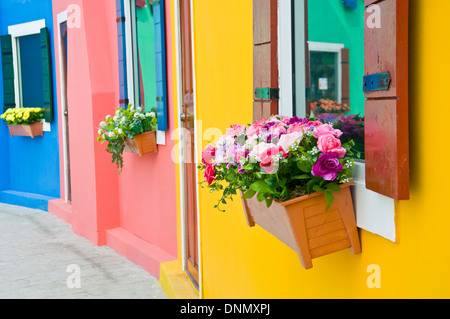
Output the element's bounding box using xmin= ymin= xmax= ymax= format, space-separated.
xmin=254 ymin=88 xmax=279 ymax=100
xmin=363 ymin=72 xmax=391 ymax=92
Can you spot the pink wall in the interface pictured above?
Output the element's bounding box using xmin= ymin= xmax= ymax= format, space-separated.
xmin=50 ymin=0 xmax=177 ymax=277
xmin=116 ymin=0 xmax=177 ymax=258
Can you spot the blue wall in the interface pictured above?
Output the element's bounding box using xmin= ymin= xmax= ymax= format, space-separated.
xmin=0 ymin=0 xmax=60 ymax=210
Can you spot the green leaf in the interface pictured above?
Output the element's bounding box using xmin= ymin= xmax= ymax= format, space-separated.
xmin=306 ymin=179 xmax=316 ymax=194
xmin=297 ymin=161 xmax=311 ymax=173
xmin=292 ymin=174 xmax=310 ymax=180
xmin=313 ymin=185 xmax=324 ymax=193
xmin=326 ymin=182 xmax=341 ymax=193
xmin=244 ymin=164 xmax=253 ymax=171
xmin=256 ymin=192 xmax=265 ymax=202
xmin=324 ymin=190 xmax=334 ymax=212
xmin=250 ymin=180 xmax=270 ymax=193
xmin=265 ymin=197 xmax=273 ymax=208
xmin=242 ymin=189 xmax=256 ymax=199
xmin=265 ymin=176 xmax=277 ymax=187
xmin=225 ymin=172 xmax=237 ymax=182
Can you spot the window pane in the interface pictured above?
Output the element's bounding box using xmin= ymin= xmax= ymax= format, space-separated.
xmin=17 ymin=34 xmax=43 ymax=108
xmin=294 ymin=0 xmax=365 ymax=160
xmin=309 ymin=51 xmax=338 ymax=105
xmin=134 ymin=0 xmax=157 ymax=112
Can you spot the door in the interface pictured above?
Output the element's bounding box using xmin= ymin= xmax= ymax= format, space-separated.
xmin=58 ymin=15 xmax=72 ymax=203
xmin=180 ymin=0 xmax=199 ymax=287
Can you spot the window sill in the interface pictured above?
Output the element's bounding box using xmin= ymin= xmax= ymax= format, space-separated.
xmin=351 ymin=161 xmax=397 ymax=242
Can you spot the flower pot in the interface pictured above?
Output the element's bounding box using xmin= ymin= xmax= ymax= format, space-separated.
xmin=241 ymin=182 xmax=361 ymax=269
xmin=8 ymin=122 xmax=44 ymax=138
xmin=123 ymin=130 xmax=157 ymax=157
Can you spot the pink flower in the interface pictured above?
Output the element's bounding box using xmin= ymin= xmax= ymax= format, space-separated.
xmin=317 ymin=134 xmax=347 ymax=159
xmin=204 ymin=163 xmax=216 ymax=185
xmin=281 ymin=117 xmax=291 ymax=124
xmin=269 ymin=123 xmax=287 ymax=136
xmin=307 ymin=120 xmax=323 ymax=127
xmin=226 ymin=124 xmax=245 ymax=137
xmin=246 ymin=122 xmax=263 ymax=137
xmin=258 ymin=145 xmax=287 ymax=170
xmin=201 ymin=144 xmax=216 ymax=165
xmin=287 ymin=123 xmax=308 ymax=134
xmin=313 ymin=124 xmax=343 ymax=139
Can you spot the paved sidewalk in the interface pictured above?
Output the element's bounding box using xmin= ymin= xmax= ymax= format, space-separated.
xmin=0 ymin=203 xmax=167 ymax=299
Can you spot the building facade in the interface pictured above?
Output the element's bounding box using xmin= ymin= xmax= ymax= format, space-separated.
xmin=2 ymin=0 xmax=450 ymax=299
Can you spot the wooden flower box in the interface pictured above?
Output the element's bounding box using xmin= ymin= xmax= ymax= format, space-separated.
xmin=8 ymin=122 xmax=44 ymax=138
xmin=123 ymin=130 xmax=157 ymax=157
xmin=241 ymin=182 xmax=361 ymax=269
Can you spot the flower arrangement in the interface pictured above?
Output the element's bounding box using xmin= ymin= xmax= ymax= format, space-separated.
xmin=310 ymin=99 xmax=350 ymax=114
xmin=1 ymin=107 xmax=44 ymax=125
xmin=97 ymin=105 xmax=157 ymax=173
xmin=198 ymin=115 xmax=356 ymax=212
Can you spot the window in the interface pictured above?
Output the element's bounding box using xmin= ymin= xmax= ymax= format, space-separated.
xmin=272 ymin=0 xmax=409 ymax=242
xmin=116 ymin=0 xmax=168 ymax=139
xmin=1 ymin=19 xmax=53 ymax=130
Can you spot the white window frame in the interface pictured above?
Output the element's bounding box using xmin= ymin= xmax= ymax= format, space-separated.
xmin=278 ymin=0 xmax=397 ymax=242
xmin=8 ymin=19 xmax=50 ymax=132
xmin=123 ymin=0 xmax=165 ymax=145
xmin=308 ymin=41 xmax=344 ymax=104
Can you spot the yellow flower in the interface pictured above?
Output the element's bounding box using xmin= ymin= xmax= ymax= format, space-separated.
xmin=23 ymin=112 xmax=30 ymax=120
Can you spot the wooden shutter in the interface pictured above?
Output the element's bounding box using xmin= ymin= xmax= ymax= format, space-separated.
xmin=1 ymin=34 xmax=15 ymax=112
xmin=154 ymin=0 xmax=168 ymax=131
xmin=341 ymin=48 xmax=350 ymax=108
xmin=253 ymin=0 xmax=278 ymax=121
xmin=116 ymin=0 xmax=129 ymax=108
xmin=40 ymin=27 xmax=53 ymax=123
xmin=364 ymin=0 xmax=409 ymax=200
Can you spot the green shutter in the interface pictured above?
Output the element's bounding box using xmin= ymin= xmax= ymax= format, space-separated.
xmin=40 ymin=27 xmax=53 ymax=122
xmin=1 ymin=34 xmax=16 ymax=112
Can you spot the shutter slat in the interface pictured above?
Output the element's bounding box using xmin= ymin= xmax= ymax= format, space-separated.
xmin=364 ymin=0 xmax=409 ymax=200
xmin=1 ymin=35 xmax=15 ymax=112
xmin=40 ymin=27 xmax=53 ymax=123
xmin=153 ymin=0 xmax=168 ymax=131
xmin=253 ymin=0 xmax=278 ymax=121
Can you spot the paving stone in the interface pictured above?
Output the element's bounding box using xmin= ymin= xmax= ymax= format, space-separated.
xmin=0 ymin=203 xmax=167 ymax=299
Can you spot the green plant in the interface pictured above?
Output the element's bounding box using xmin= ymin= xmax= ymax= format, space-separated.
xmin=1 ymin=107 xmax=44 ymax=125
xmin=97 ymin=105 xmax=157 ymax=173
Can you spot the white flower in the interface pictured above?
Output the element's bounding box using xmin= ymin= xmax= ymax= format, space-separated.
xmin=100 ymin=121 xmax=107 ymax=128
xmin=149 ymin=112 xmax=156 ymax=118
xmin=136 ymin=107 xmax=142 ymax=112
xmin=108 ymin=132 xmax=116 ymax=138
xmin=118 ymin=128 xmax=123 ymax=135
xmin=113 ymin=115 xmax=118 ymax=122
xmin=98 ymin=129 xmax=103 ymax=135
xmin=105 ymin=115 xmax=111 ymax=120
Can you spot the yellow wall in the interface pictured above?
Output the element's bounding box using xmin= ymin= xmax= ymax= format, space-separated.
xmin=170 ymin=0 xmax=450 ymax=298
